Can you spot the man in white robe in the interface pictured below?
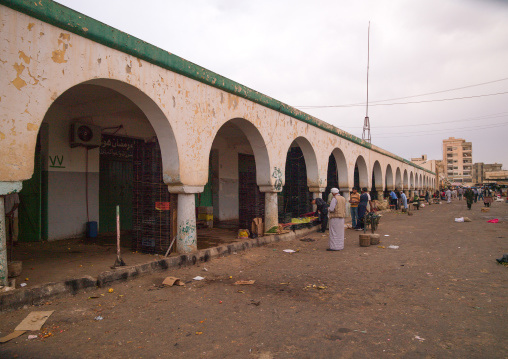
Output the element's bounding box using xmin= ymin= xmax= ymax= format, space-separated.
xmin=327 ymin=188 xmax=346 ymax=251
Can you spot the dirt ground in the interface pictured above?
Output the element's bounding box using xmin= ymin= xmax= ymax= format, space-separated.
xmin=1 ymin=199 xmax=507 ymax=358
xmin=6 ymin=227 xmax=240 ymax=287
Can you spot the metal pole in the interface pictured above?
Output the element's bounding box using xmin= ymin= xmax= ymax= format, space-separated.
xmin=0 ymin=196 xmax=7 ymax=286
xmin=116 ymin=205 xmax=120 ymax=261
xmin=112 ymin=204 xmax=126 ymax=268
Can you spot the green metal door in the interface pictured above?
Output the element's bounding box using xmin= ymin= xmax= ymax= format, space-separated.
xmin=99 ymin=159 xmax=133 ymax=233
xmin=19 ymin=151 xmax=42 ymax=242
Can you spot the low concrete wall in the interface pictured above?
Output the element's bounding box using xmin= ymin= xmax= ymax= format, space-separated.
xmin=0 ymin=226 xmax=317 ymax=311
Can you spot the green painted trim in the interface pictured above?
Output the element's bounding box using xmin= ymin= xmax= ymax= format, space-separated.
xmin=1 ymin=0 xmax=434 ymax=176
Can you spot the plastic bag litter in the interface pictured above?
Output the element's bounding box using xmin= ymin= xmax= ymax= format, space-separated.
xmin=487 ymin=219 xmax=499 ymax=223
xmin=455 ymin=217 xmax=464 ymax=222
xmin=388 ymin=245 xmax=399 ymax=249
xmin=193 ymin=276 xmax=205 ymax=281
xmin=283 ymin=249 xmax=296 ymax=253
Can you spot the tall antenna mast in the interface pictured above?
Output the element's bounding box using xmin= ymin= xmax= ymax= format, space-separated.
xmin=362 ymin=21 xmax=371 ymax=143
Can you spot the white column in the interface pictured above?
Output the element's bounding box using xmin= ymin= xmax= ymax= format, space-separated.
xmin=176 ymin=193 xmax=197 ymax=254
xmin=341 ymin=188 xmax=351 ymax=218
xmin=0 ymin=182 xmax=22 ymax=286
xmin=0 ymin=196 xmax=6 ymax=286
xmin=264 ymin=192 xmax=278 ymax=232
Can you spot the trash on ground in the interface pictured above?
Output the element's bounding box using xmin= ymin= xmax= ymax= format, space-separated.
xmin=0 ymin=311 xmax=55 ymax=343
xmin=463 ymin=217 xmax=472 ymax=222
xmin=415 ymin=335 xmax=426 ymax=341
xmin=300 ymin=238 xmax=315 ymax=242
xmin=234 ymin=280 xmax=255 ymax=285
xmin=108 ymin=288 xmax=114 ymax=293
xmin=94 ymin=316 xmax=103 ymax=321
xmin=304 ymin=284 xmax=327 ymax=290
xmin=162 ymin=276 xmax=185 ymax=286
xmin=27 ymin=335 xmax=38 ymax=340
xmin=88 ymin=296 xmax=100 ymax=299
xmin=496 ymin=254 xmax=508 ymax=265
xmin=378 ymin=246 xmax=385 ymax=249
xmin=283 ymin=249 xmax=296 ymax=253
xmin=455 ymin=217 xmax=464 ymax=222
xmin=0 ymin=330 xmax=26 ymax=343
xmin=388 ymin=245 xmax=399 ymax=249
xmin=195 ymin=331 xmax=203 ymax=335
xmin=487 ymin=219 xmax=499 ymax=223
xmin=193 ymin=276 xmax=205 ymax=281
xmin=249 ymin=300 xmax=261 ymax=306
xmin=384 ymin=235 xmax=390 ymax=237
xmin=16 ymin=311 xmax=54 ymax=331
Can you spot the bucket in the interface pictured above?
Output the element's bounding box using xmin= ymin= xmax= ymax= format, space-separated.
xmin=86 ymin=221 xmax=98 ymax=238
xmin=370 ymin=234 xmax=380 ymax=245
xmin=8 ymin=261 xmax=22 ymax=278
xmin=359 ymin=234 xmax=371 ymax=247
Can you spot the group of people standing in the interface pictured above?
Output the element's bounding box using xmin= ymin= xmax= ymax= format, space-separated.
xmin=442 ymin=186 xmax=495 ymax=210
xmin=311 ymin=186 xmax=374 ymax=252
xmin=312 ymin=188 xmax=347 ymax=252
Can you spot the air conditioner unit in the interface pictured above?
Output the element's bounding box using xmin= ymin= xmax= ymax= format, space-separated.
xmin=70 ymin=122 xmax=101 ymax=148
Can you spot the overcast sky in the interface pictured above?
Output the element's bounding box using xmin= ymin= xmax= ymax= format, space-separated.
xmin=56 ymin=0 xmax=508 ymax=169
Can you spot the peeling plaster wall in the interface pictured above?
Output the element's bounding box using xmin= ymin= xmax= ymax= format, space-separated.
xmin=0 ymin=5 xmax=433 ymax=193
xmin=210 ymin=135 xmax=254 ymax=222
xmin=41 ymin=89 xmax=156 ymax=240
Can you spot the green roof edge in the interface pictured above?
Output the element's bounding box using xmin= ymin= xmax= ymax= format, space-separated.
xmin=1 ymin=0 xmax=434 ymax=175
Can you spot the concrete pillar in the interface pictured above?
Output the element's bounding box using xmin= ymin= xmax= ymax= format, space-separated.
xmin=176 ymin=193 xmax=197 ymax=254
xmin=341 ymin=188 xmax=351 ymax=218
xmin=0 ymin=196 xmax=6 ymax=287
xmin=0 ymin=182 xmax=22 ymax=287
xmin=264 ymin=192 xmax=278 ymax=232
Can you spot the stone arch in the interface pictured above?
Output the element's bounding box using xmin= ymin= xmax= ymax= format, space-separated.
xmin=385 ymin=164 xmax=394 ymax=190
xmin=403 ymin=169 xmax=409 ymax=190
xmin=331 ymin=148 xmax=349 ymax=190
xmin=291 ymin=136 xmax=320 ymax=188
xmin=354 ymin=155 xmax=369 ymax=189
xmin=410 ymin=171 xmax=415 ymax=189
xmin=415 ymin=172 xmax=420 ymax=189
xmin=207 ymin=118 xmax=271 ymax=187
xmin=83 ymin=79 xmax=180 ymax=183
xmin=395 ymin=167 xmax=402 ymax=189
xmin=372 ymin=161 xmax=383 ymax=191
xmin=419 ymin=174 xmax=423 ymax=189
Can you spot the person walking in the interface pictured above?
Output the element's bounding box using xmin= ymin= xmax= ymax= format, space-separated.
xmin=389 ymin=190 xmax=398 ymax=210
xmin=311 ymin=197 xmax=328 ymax=233
xmin=464 ymin=187 xmax=474 ymax=210
xmin=349 ymin=188 xmax=360 ymax=229
xmin=355 ymin=188 xmax=370 ymax=230
xmin=458 ymin=187 xmax=464 ymax=200
xmin=425 ymin=190 xmax=430 ymax=205
xmin=327 ymin=188 xmax=346 ymax=251
xmin=400 ymin=191 xmax=408 ymax=211
xmin=445 ymin=188 xmax=452 ymax=203
xmin=473 ymin=188 xmax=478 ymax=203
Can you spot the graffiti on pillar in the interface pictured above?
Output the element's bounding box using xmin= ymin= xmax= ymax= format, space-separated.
xmin=178 ymin=219 xmax=196 ymax=244
xmin=272 ymin=167 xmax=283 ymax=191
xmin=49 ymin=155 xmax=65 ymax=168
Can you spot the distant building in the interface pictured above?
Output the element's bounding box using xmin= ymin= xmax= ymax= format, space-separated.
xmin=473 ymin=162 xmax=503 ymax=184
xmin=411 ymin=155 xmax=441 ymax=188
xmin=442 ymin=137 xmax=473 ymax=185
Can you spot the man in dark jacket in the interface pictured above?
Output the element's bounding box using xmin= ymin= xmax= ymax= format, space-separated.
xmin=312 ymin=197 xmax=328 ymax=233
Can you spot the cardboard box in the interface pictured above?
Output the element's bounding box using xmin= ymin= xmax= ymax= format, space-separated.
xmin=251 ymin=217 xmax=264 ymax=237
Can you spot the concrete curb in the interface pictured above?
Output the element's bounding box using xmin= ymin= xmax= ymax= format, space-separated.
xmin=0 ymin=226 xmax=317 ymax=312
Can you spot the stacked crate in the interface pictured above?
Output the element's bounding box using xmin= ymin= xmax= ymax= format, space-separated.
xmin=238 ymin=154 xmax=265 ymax=230
xmin=132 ymin=140 xmax=172 ymax=254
